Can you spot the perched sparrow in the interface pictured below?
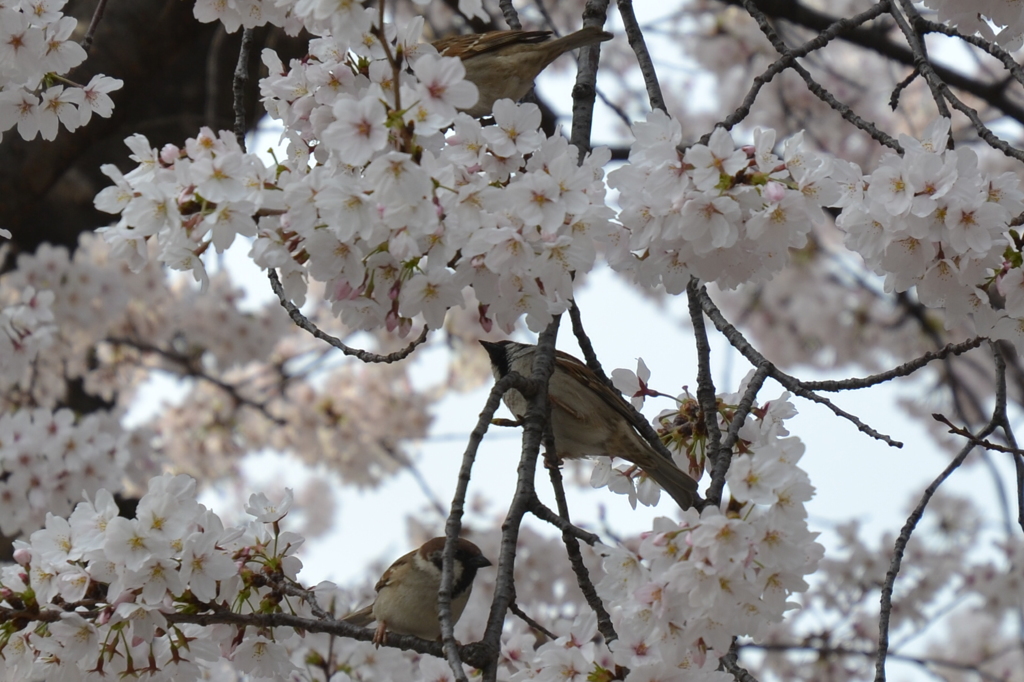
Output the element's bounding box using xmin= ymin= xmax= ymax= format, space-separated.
xmin=481 ymin=340 xmax=700 ymax=510
xmin=432 ymin=26 xmax=613 ymax=117
xmin=343 ymin=537 xmax=492 ymax=647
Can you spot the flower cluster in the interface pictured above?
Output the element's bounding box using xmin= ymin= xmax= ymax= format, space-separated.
xmin=514 ymin=379 xmax=821 ymax=677
xmin=834 ymin=119 xmax=1024 ymax=349
xmin=506 ymin=612 xmax=733 ymax=682
xmin=0 ymin=0 xmax=122 ymax=141
xmin=0 ymin=408 xmax=135 ymax=537
xmin=0 ymin=286 xmax=55 ymax=392
xmin=4 ymin=474 xmax=310 ymax=680
xmin=95 ymin=15 xmax=618 ymax=335
xmin=595 ymin=394 xmax=819 ymax=670
xmin=608 ymin=112 xmax=840 ymax=291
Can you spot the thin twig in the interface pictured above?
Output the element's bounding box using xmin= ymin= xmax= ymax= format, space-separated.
xmin=721 ymin=639 xmax=761 ymax=682
xmin=874 ymin=410 xmax=1000 ymax=680
xmin=694 ymin=284 xmax=903 ymax=447
xmin=547 ymin=461 xmax=617 ymax=642
xmin=570 ymin=0 xmax=612 ymax=154
xmin=478 ymin=319 xmax=562 ymax=682
xmin=748 ymin=642 xmax=1008 ymax=682
xmin=714 ymin=0 xmax=891 ymax=135
xmin=438 ymin=370 xmax=535 ymax=679
xmin=617 ymin=0 xmax=666 ymax=112
xmin=498 ymin=0 xmax=521 ymax=29
xmin=888 ymin=0 xmax=951 ymax=119
xmin=720 ymin=0 xmax=1024 ymax=128
xmin=687 ymin=278 xmax=724 ymax=482
xmin=106 ymin=336 xmax=285 ymax=425
xmin=267 ymin=270 xmax=429 ymax=363
xmin=916 ymin=17 xmax=1024 ymax=90
xmin=801 ymin=338 xmax=984 ymax=391
xmin=527 ymin=495 xmax=601 ymax=544
xmin=81 ymin=0 xmax=111 ymax=53
xmin=232 ymin=28 xmax=254 ymax=149
xmin=933 ymin=414 xmax=1024 ymax=458
xmin=738 ymin=0 xmax=901 ymax=151
xmin=509 ymin=598 xmax=557 ymax=640
xmin=706 ymin=363 xmax=770 ymax=507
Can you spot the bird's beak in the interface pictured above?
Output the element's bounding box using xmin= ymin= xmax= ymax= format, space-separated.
xmin=479 ymin=340 xmax=506 ymax=371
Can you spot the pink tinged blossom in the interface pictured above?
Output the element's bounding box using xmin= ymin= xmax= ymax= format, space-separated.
xmin=629 ymin=109 xmax=684 ymax=165
xmin=537 ymin=647 xmax=591 ymax=682
xmin=122 ymin=182 xmax=181 ymax=235
xmin=193 ymin=0 xmax=243 ymax=32
xmin=103 ymin=516 xmax=160 ymax=572
xmin=612 ymin=358 xmax=651 ymax=409
xmin=944 ymin=201 xmax=1002 ymax=255
xmin=412 ymin=53 xmax=478 ymax=118
xmin=245 ymin=489 xmax=294 ymax=522
xmin=680 ymin=194 xmax=741 ymax=253
xmin=0 ymin=88 xmax=41 ymax=141
xmin=78 ymin=74 xmax=122 ymax=125
xmin=203 ymin=200 xmax=257 ymax=253
xmin=29 ymin=512 xmax=75 ymax=562
xmin=482 ymin=99 xmax=544 ymax=157
xmin=0 ymin=13 xmax=45 ymax=76
xmin=763 ymin=180 xmax=787 ymax=203
xmin=508 ymin=173 xmax=566 ymax=233
xmin=399 ymin=270 xmax=463 ymax=329
xmin=29 ymin=558 xmax=59 ymax=602
xmin=56 ymin=565 xmax=90 ymax=602
xmin=323 ymin=96 xmax=388 ymax=166
xmin=684 ymin=127 xmax=748 ymax=191
xmin=160 ymin=242 xmax=210 ymax=291
xmin=123 ymin=133 xmax=160 ymax=182
xmin=232 ymin=636 xmax=298 ymax=678
xmin=180 ymin=533 xmax=237 ymax=602
xmin=992 ymin=315 xmax=1024 ymax=356
xmin=12 ymin=546 xmax=31 ymax=566
xmin=900 ymin=116 xmax=951 ymax=153
xmin=879 ymin=236 xmax=937 ymax=292
xmin=866 ymin=158 xmax=914 ymax=216
xmin=93 ymin=164 xmax=134 ymax=214
xmin=365 ymin=151 xmax=432 ymax=204
xmin=1000 ymin=268 xmax=1024 ymax=318
xmin=726 ymin=453 xmax=782 ymax=505
xmin=136 ymin=556 xmax=184 ymax=604
xmin=38 ymin=84 xmax=83 ymax=140
xmin=40 ymin=16 xmax=85 ymax=73
xmin=191 ymin=151 xmax=247 ymax=203
xmin=49 ymin=613 xmax=98 ymax=661
xmin=917 ymin=258 xmax=962 ymax=309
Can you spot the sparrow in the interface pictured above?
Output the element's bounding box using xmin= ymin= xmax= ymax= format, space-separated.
xmin=481 ymin=340 xmax=700 ymax=510
xmin=431 ymin=26 xmax=613 ymax=117
xmin=342 ymin=536 xmax=492 ymax=647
